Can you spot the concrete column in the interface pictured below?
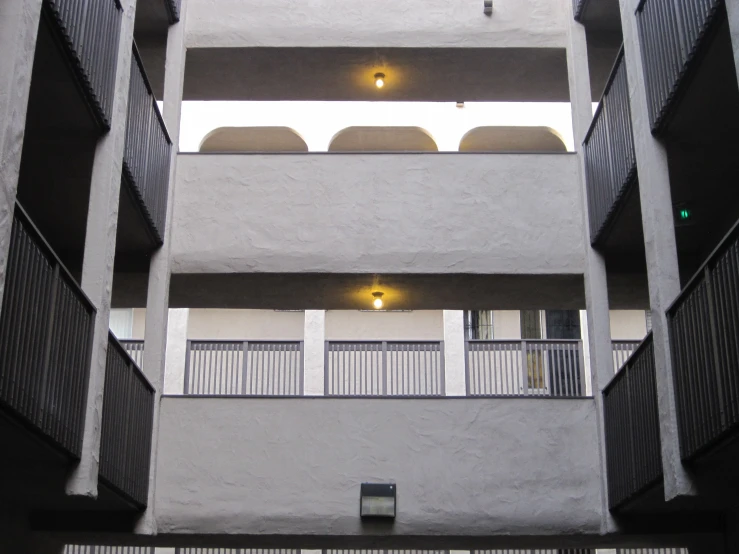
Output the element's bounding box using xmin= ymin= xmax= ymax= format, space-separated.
xmin=0 ymin=0 xmax=42 ymax=308
xmin=563 ymin=0 xmax=616 ymax=532
xmin=136 ymin=0 xmax=189 ymax=533
xmin=67 ymin=0 xmax=137 ymax=498
xmin=303 ymin=310 xmax=326 ymax=395
xmin=579 ymin=310 xmax=593 ymax=396
xmin=163 ymin=308 xmax=190 ymax=394
xmin=726 ymin=0 xmax=739 ymax=84
xmin=618 ymin=0 xmax=696 ymax=500
xmin=443 ymin=310 xmax=466 ymax=396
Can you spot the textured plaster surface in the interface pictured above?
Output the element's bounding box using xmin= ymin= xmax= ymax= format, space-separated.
xmin=303 ymin=310 xmax=325 ymax=396
xmin=185 ymin=0 xmax=566 ymax=49
xmin=154 ymin=396 xmax=602 ymax=536
xmin=324 ymin=310 xmax=443 ymax=341
xmin=617 ymin=0 xmax=695 ymax=501
xmin=0 ymin=0 xmax=43 ymax=310
xmin=187 ymin=309 xmax=306 ymax=340
xmin=171 ymin=153 xmax=584 ymax=276
xmin=67 ymin=0 xmax=137 ymax=498
xmin=443 ymin=310 xmax=467 ymax=396
xmin=164 ymin=309 xmax=190 ymax=395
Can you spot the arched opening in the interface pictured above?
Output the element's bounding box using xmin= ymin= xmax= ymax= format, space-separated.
xmin=459 ymin=126 xmax=567 ymax=153
xmin=199 ymin=127 xmax=309 ymax=152
xmin=328 ymin=126 xmax=438 ymax=152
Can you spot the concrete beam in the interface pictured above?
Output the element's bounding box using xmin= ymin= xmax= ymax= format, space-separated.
xmin=0 ymin=0 xmax=42 ymax=309
xmin=67 ymin=0 xmax=137 ymax=498
xmin=163 ymin=309 xmax=190 ymax=394
xmin=443 ymin=310 xmax=467 ymax=395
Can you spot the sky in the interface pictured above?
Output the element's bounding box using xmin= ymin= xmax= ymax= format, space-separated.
xmin=178 ymin=101 xmax=586 ymax=153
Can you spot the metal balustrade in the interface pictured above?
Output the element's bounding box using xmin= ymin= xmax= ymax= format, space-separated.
xmin=123 ymin=44 xmax=172 ymax=246
xmin=176 ymin=550 xmax=297 ymax=554
xmin=603 ymin=333 xmax=662 ymax=510
xmin=613 ymin=340 xmax=642 ymax=372
xmin=185 ymin=341 xmax=304 ymax=396
xmin=65 ymin=548 xmax=155 ymax=554
xmin=0 ymin=204 xmax=95 ymax=459
xmin=465 ymin=340 xmax=586 ymax=397
xmin=44 ymin=0 xmax=123 ymax=130
xmin=99 ymin=333 xmax=155 ymax=508
xmin=475 ymin=550 xmax=592 ymax=554
xmin=120 ymin=339 xmax=145 ymax=371
xmin=325 ymin=341 xmax=445 ymax=396
xmin=616 ymin=550 xmax=688 ymax=554
xmin=636 ymin=0 xmax=724 ymax=133
xmin=668 ymin=219 xmax=739 ymax=461
xmin=583 ymin=48 xmax=638 ymax=246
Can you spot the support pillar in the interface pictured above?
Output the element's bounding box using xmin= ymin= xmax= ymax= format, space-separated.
xmin=618 ymin=0 xmax=696 ymax=500
xmin=563 ymin=0 xmax=617 ymax=531
xmin=67 ymin=0 xmax=137 ymax=497
xmin=725 ymin=0 xmax=739 ymax=85
xmin=0 ymin=0 xmax=42 ymax=308
xmin=442 ymin=310 xmax=467 ymax=396
xmin=163 ymin=308 xmax=190 ymax=394
xmin=136 ymin=0 xmax=189 ymax=532
xmin=303 ymin=310 xmax=326 ymax=395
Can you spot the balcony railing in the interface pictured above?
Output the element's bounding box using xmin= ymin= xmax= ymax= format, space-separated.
xmin=0 ymin=203 xmax=95 ymax=459
xmin=66 ymin=548 xmax=155 ymax=554
xmin=466 ymin=340 xmax=586 ymax=397
xmin=184 ymin=340 xmax=304 ymax=396
xmin=165 ymin=0 xmax=182 ymax=23
xmin=636 ymin=0 xmax=724 ymax=133
xmin=99 ymin=332 xmax=155 ymax=508
xmin=122 ymin=44 xmax=172 ymax=246
xmin=325 ymin=341 xmax=445 ymax=396
xmin=603 ymin=333 xmax=662 ymax=510
xmin=120 ymin=339 xmax=145 ymax=371
xmin=44 ymin=0 xmax=122 ymax=130
xmin=583 ymin=48 xmax=638 ymax=246
xmin=612 ymin=340 xmax=642 ymax=372
xmin=668 ymin=219 xmax=739 ymax=461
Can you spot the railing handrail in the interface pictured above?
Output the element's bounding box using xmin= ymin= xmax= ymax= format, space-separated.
xmin=583 ymin=46 xmax=626 ymax=146
xmin=119 ymin=338 xmax=145 ymax=345
xmin=611 ymin=339 xmax=643 ymax=345
xmin=13 ymin=202 xmax=96 ymax=314
xmin=108 ymin=332 xmax=154 ymax=393
xmin=466 ymin=338 xmax=582 ymax=343
xmin=667 ymin=216 xmax=739 ymax=315
xmin=131 ymin=42 xmax=172 ymax=146
xmin=189 ymin=339 xmax=303 ymax=344
xmin=603 ymin=331 xmax=654 ymax=395
xmin=327 ymin=340 xmax=443 ymax=345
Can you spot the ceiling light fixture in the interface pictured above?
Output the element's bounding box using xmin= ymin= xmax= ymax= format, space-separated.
xmin=372 ymin=291 xmax=384 ymax=309
xmin=374 ymin=72 xmax=386 ymax=89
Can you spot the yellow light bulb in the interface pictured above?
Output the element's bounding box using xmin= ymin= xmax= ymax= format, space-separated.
xmin=373 ymin=297 xmax=384 ymax=309
xmin=374 ymin=73 xmax=386 ymax=89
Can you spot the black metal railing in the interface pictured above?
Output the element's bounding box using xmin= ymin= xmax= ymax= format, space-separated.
xmin=99 ymin=333 xmax=155 ymax=509
xmin=44 ymin=0 xmax=122 ymax=130
xmin=185 ymin=340 xmax=304 ymax=396
xmin=668 ymin=219 xmax=739 ymax=461
xmin=325 ymin=341 xmax=445 ymax=396
xmin=465 ymin=340 xmax=586 ymax=397
xmin=603 ymin=333 xmax=663 ymax=510
xmin=122 ymin=45 xmax=172 ymax=246
xmin=165 ymin=0 xmax=182 ymax=23
xmin=636 ymin=0 xmax=724 ymax=133
xmin=583 ymin=47 xmax=638 ymax=246
xmin=120 ymin=339 xmax=145 ymax=371
xmin=0 ymin=204 xmax=95 ymax=459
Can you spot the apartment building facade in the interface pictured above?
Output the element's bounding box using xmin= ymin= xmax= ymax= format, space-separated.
xmin=1 ymin=0 xmax=739 ymax=552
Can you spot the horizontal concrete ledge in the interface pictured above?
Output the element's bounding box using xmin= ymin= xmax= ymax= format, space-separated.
xmin=161 ymin=394 xmax=596 ymax=400
xmin=180 ymin=152 xmax=577 ymax=156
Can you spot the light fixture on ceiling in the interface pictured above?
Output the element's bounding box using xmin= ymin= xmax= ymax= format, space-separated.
xmin=372 ymin=291 xmax=384 ymax=309
xmin=456 ymin=101 xmax=465 ymax=108
xmin=374 ymin=72 xmax=386 ymax=89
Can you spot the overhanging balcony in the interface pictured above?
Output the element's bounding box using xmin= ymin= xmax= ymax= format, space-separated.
xmin=0 ymin=204 xmax=95 ymax=459
xmin=44 ymin=0 xmax=123 ymax=131
xmin=668 ymin=219 xmax=739 ymax=463
xmin=636 ymin=0 xmax=724 ymax=134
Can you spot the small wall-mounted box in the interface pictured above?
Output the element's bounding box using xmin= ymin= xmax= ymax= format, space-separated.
xmin=360 ymin=483 xmax=396 ymax=519
xmin=484 ymin=0 xmax=493 ymax=15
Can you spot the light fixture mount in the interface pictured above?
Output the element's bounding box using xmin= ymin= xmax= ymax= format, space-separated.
xmin=374 ymin=72 xmax=386 ymax=89
xmin=372 ymin=291 xmax=384 ymax=309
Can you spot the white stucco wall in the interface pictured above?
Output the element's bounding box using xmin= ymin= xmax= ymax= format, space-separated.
xmin=185 ymin=0 xmax=567 ymax=49
xmin=172 ymin=153 xmax=584 ymax=276
xmin=493 ymin=310 xmax=522 ymax=339
xmin=609 ymin=310 xmax=648 ymax=341
xmin=186 ymin=309 xmax=305 ymax=340
xmin=155 ymin=396 xmax=602 ymax=537
xmin=325 ymin=310 xmax=443 ymax=340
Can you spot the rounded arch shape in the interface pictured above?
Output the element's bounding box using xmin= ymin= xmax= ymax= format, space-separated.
xmin=459 ymin=126 xmax=567 ymax=153
xmin=199 ymin=127 xmax=309 ymax=153
xmin=328 ymin=126 xmax=438 ymax=152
